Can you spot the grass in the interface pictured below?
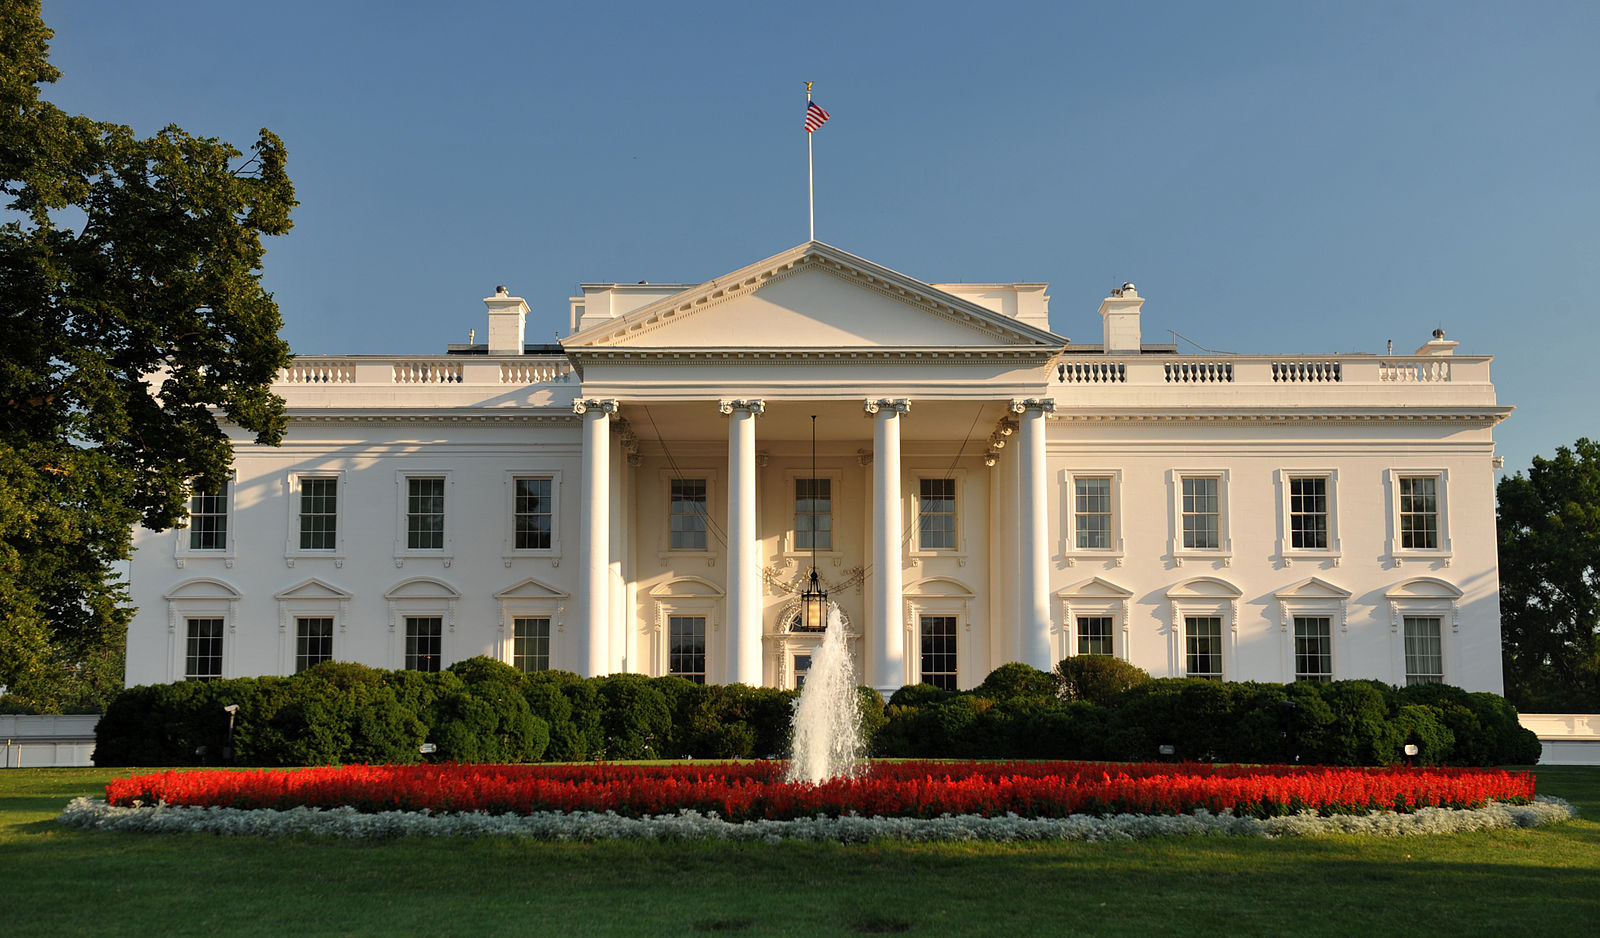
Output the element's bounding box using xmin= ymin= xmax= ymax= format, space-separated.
xmin=2 ymin=766 xmax=1597 ymax=938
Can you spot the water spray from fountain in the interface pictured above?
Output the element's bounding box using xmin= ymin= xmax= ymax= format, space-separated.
xmin=785 ymin=414 xmax=864 ymax=784
xmin=786 ymin=604 xmax=863 ymax=784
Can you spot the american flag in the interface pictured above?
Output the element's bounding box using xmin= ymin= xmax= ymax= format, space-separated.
xmin=805 ymin=101 xmax=830 ymax=133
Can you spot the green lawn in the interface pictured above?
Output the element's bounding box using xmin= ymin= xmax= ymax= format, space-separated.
xmin=4 ymin=766 xmax=1597 ymax=938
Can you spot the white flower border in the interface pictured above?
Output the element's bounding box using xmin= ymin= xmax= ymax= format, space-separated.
xmin=56 ymin=796 xmax=1574 ymax=843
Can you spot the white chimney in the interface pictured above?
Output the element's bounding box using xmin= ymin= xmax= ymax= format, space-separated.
xmin=484 ymin=285 xmax=528 ymax=355
xmin=1414 ymin=328 xmax=1458 ymax=356
xmin=1097 ymin=282 xmax=1143 ymax=353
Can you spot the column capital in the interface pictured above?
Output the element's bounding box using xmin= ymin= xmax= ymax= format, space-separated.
xmin=717 ymin=399 xmax=766 ymax=415
xmin=1008 ymin=397 xmax=1056 ymax=415
xmin=864 ymin=398 xmax=911 ymax=415
xmin=573 ymin=398 xmax=620 ymax=416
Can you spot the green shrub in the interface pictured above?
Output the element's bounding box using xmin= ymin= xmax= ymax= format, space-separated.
xmin=1054 ymin=655 xmax=1152 ymax=706
xmin=1309 ymin=681 xmax=1404 ymax=765
xmin=856 ymin=686 xmax=888 ymax=752
xmin=888 ymin=682 xmax=953 ymax=708
xmin=974 ymin=662 xmax=1056 ymax=701
xmin=593 ymin=673 xmax=672 ymax=759
xmin=1393 ymin=703 xmax=1456 ymax=765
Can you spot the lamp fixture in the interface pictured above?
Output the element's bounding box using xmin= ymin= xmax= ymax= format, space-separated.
xmin=798 ymin=414 xmax=828 ymax=632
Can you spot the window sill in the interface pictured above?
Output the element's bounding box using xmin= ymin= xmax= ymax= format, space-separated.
xmin=1171 ymin=550 xmax=1232 ymax=567
xmin=1063 ymin=550 xmax=1125 ymax=567
xmin=285 ymin=552 xmax=346 ymax=569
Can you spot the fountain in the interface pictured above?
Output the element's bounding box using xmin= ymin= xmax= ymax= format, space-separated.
xmin=785 ymin=605 xmax=864 ymax=784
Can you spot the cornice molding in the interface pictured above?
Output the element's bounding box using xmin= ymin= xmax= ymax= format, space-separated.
xmin=1049 ymin=409 xmax=1510 ymax=426
xmin=287 ymin=412 xmax=580 ymax=427
xmin=565 ymin=347 xmax=1058 ymax=367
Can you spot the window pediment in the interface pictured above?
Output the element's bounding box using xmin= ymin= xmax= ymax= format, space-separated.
xmin=164 ymin=578 xmax=242 ymax=601
xmin=274 ymin=577 xmax=353 ymax=602
xmin=1166 ymin=577 xmax=1242 ymax=600
xmin=648 ymin=576 xmax=724 ymax=598
xmin=1273 ymin=577 xmax=1351 ymax=602
xmin=384 ymin=577 xmax=461 ymax=601
xmin=1056 ymin=576 xmax=1133 ymax=600
xmin=1385 ymin=577 xmax=1462 ymax=601
xmin=494 ymin=577 xmax=569 ymax=601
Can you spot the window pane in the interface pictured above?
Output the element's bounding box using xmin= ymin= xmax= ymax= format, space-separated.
xmin=299 ymin=478 xmax=338 ymax=550
xmin=1185 ymin=616 xmax=1223 ymax=679
xmin=1399 ymin=477 xmax=1439 ymax=550
xmin=1404 ymin=616 xmax=1443 ymax=685
xmin=795 ymin=478 xmax=832 ymax=551
xmin=185 ymin=618 xmax=224 ymax=681
xmin=1182 ymin=477 xmax=1220 ymax=550
xmin=670 ymin=479 xmax=708 ymax=551
xmin=1289 ymin=477 xmax=1328 ymax=550
xmin=513 ymin=617 xmax=550 ymax=673
xmin=407 ymin=478 xmax=445 ymax=550
xmin=1077 ymin=616 xmax=1115 ymax=656
xmin=1293 ymin=616 xmax=1332 ymax=682
xmin=1074 ymin=477 xmax=1112 ymax=550
xmin=515 ymin=478 xmax=553 ymax=550
xmin=920 ymin=615 xmax=958 ymax=690
xmin=668 ymin=615 xmax=707 ymax=683
xmin=189 ymin=483 xmax=228 ymax=550
xmin=296 ymin=617 xmax=333 ymax=672
xmin=919 ymin=479 xmax=957 ymax=550
xmin=405 ymin=616 xmax=442 ymax=672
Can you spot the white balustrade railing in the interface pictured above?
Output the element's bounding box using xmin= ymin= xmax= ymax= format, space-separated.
xmin=1271 ymin=360 xmax=1342 ymax=382
xmin=1058 ymin=361 xmax=1126 ymax=383
xmin=283 ymin=360 xmax=356 ymax=384
xmin=500 ymin=359 xmax=574 ymax=384
xmin=1379 ymin=359 xmax=1452 ymax=382
xmin=1164 ymin=360 xmax=1233 ymax=383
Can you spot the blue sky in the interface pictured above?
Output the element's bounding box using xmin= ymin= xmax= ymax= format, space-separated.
xmin=38 ymin=0 xmax=1599 ymax=474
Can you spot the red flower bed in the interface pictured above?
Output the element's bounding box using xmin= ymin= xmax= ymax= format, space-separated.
xmin=105 ymin=761 xmax=1536 ymax=822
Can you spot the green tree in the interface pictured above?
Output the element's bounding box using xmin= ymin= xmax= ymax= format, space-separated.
xmin=1497 ymin=438 xmax=1600 ymax=711
xmin=0 ymin=1 xmax=294 ymax=710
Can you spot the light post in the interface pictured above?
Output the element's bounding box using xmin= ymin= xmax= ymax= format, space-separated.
xmin=222 ymin=703 xmax=239 ymax=762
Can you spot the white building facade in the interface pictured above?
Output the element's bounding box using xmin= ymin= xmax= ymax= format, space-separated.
xmin=125 ymin=242 xmax=1511 ymax=696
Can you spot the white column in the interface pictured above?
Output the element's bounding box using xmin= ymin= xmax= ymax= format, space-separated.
xmin=575 ymin=398 xmax=617 ymax=676
xmin=1012 ymin=398 xmax=1055 ymax=671
xmin=720 ymin=399 xmax=765 ymax=686
xmin=866 ymin=398 xmax=910 ymax=694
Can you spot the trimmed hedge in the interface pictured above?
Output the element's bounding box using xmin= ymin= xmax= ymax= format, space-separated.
xmin=94 ymin=656 xmax=1540 ymax=768
xmin=871 ymin=660 xmax=1542 ymax=767
xmin=95 ymin=659 xmax=805 ymax=767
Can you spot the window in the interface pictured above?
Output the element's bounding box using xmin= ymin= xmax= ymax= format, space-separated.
xmin=1181 ymin=477 xmax=1220 ymax=550
xmin=1077 ymin=616 xmax=1115 ymax=656
xmin=1185 ymin=616 xmax=1223 ymax=679
xmin=512 ymin=617 xmax=550 ymax=673
xmin=514 ymin=478 xmax=553 ymax=550
xmin=795 ymin=478 xmax=831 ymax=551
xmin=793 ymin=654 xmax=813 ymax=690
xmin=185 ymin=618 xmax=223 ymax=681
xmin=296 ymin=617 xmax=333 ymax=672
xmin=1399 ymin=477 xmax=1439 ymax=550
xmin=298 ymin=478 xmax=338 ymax=551
xmin=668 ymin=615 xmax=706 ymax=683
xmin=188 ymin=484 xmax=228 ymax=550
xmin=405 ymin=616 xmax=442 ymax=672
xmin=1289 ymin=477 xmax=1328 ymax=550
xmin=1293 ymin=616 xmax=1332 ymax=682
xmin=920 ymin=615 xmax=958 ymax=690
xmin=669 ymin=479 xmax=708 ymax=551
xmin=918 ymin=479 xmax=957 ymax=550
xmin=1404 ymin=616 xmax=1443 ymax=685
xmin=1074 ymin=477 xmax=1113 ymax=550
xmin=407 ymin=478 xmax=445 ymax=550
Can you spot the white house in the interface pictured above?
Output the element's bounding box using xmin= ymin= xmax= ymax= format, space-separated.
xmin=125 ymin=241 xmax=1511 ymax=696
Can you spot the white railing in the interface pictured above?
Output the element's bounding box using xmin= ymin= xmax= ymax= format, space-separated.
xmin=1165 ymin=361 xmax=1233 ymax=383
xmin=1271 ymin=360 xmax=1342 ymax=383
xmin=500 ymin=360 xmax=574 ymax=384
xmin=283 ymin=360 xmax=356 ymax=384
xmin=278 ymin=355 xmax=574 ymax=388
xmin=1379 ymin=359 xmax=1452 ymax=382
xmin=1059 ymin=361 xmax=1126 ymax=384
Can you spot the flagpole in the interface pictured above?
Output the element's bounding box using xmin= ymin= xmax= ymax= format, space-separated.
xmin=806 ymin=81 xmax=815 ymax=242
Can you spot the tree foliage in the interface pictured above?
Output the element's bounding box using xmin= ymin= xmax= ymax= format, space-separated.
xmin=0 ymin=1 xmax=294 ymax=710
xmin=1498 ymin=437 xmax=1600 ymax=711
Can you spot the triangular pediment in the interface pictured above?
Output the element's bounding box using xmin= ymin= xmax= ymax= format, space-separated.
xmin=274 ymin=577 xmax=353 ymax=602
xmin=493 ymin=577 xmax=569 ymax=601
xmin=563 ymin=242 xmax=1065 ymax=352
xmin=1056 ymin=576 xmax=1134 ymax=600
xmin=1273 ymin=577 xmax=1351 ymax=601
